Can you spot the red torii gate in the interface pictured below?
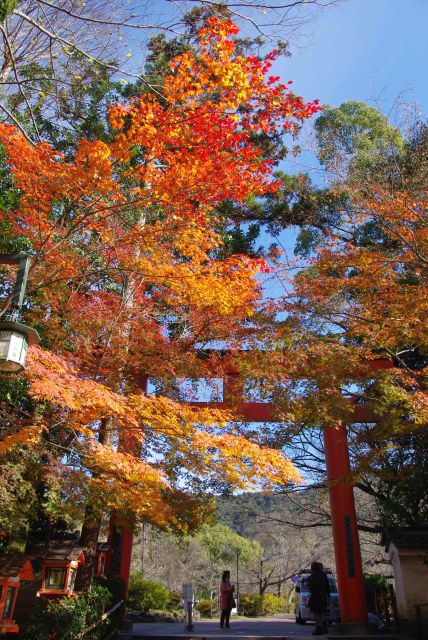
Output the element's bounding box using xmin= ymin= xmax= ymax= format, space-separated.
xmin=107 ymin=357 xmax=392 ymax=624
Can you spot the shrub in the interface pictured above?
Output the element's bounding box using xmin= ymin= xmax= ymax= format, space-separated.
xmin=23 ymin=596 xmax=88 ymax=640
xmin=127 ymin=574 xmax=170 ymax=612
xmin=168 ymin=590 xmax=183 ymax=610
xmin=239 ymin=593 xmax=285 ymax=616
xmin=364 ymin=574 xmax=388 ymax=591
xmin=240 ymin=593 xmax=263 ymax=616
xmin=195 ymin=599 xmax=217 ymax=618
xmin=365 ymin=574 xmax=389 ymax=614
xmin=22 ymin=583 xmax=113 ymax=640
xmin=262 ymin=593 xmax=285 ymax=614
xmin=94 ymin=573 xmax=126 ymax=604
xmin=84 ymin=583 xmax=112 ymax=625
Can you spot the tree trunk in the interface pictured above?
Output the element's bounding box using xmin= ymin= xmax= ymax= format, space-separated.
xmin=76 ymin=417 xmax=112 ymax=591
xmin=75 ymin=502 xmax=102 ymax=592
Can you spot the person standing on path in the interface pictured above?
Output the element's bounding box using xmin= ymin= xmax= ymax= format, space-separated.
xmin=219 ymin=570 xmax=235 ymax=629
xmin=308 ymin=561 xmax=331 ymax=635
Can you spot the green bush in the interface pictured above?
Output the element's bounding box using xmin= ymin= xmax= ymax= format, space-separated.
xmin=168 ymin=590 xmax=184 ymax=610
xmin=22 ymin=583 xmax=112 ymax=640
xmin=92 ymin=575 xmax=124 ymax=632
xmin=364 ymin=574 xmax=389 ymax=614
xmin=240 ymin=593 xmax=263 ymax=616
xmin=262 ymin=593 xmax=285 ymax=614
xmin=195 ymin=598 xmax=217 ymax=618
xmin=85 ymin=584 xmax=112 ymax=625
xmin=94 ymin=573 xmax=125 ymax=604
xmin=239 ymin=593 xmax=285 ymax=616
xmin=127 ymin=574 xmax=170 ymax=612
xmin=23 ymin=596 xmax=87 ymax=640
xmin=364 ymin=574 xmax=388 ymax=591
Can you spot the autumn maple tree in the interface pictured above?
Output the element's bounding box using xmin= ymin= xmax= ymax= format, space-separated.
xmin=0 ymin=18 xmax=320 ymax=562
xmin=213 ymin=102 xmax=427 ymax=541
xmin=240 ymin=113 xmax=428 ymax=502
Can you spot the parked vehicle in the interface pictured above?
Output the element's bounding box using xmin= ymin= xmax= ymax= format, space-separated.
xmin=294 ymin=568 xmax=340 ymax=624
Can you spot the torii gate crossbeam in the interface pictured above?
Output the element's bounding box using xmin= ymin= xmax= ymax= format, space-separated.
xmin=107 ymin=358 xmax=392 ymax=624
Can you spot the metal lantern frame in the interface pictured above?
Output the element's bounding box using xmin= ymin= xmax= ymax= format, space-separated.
xmin=0 ymin=555 xmax=35 ymax=634
xmin=0 ymin=254 xmax=40 ymax=373
xmin=38 ymin=548 xmax=85 ymax=598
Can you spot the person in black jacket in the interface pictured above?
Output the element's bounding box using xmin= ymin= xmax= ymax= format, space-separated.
xmin=308 ymin=562 xmax=331 ymax=635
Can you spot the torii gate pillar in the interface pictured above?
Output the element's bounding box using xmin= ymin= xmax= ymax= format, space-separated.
xmin=324 ymin=423 xmax=367 ymax=623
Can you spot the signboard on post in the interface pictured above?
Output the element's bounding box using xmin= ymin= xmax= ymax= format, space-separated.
xmin=182 ymin=582 xmax=193 ymax=605
xmin=182 ymin=582 xmax=194 ymax=631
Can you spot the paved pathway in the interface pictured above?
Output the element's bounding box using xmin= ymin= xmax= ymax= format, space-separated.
xmin=128 ymin=616 xmax=400 ymax=640
xmin=131 ymin=614 xmax=318 ymax=637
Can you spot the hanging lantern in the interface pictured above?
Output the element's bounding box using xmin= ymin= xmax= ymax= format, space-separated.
xmin=95 ymin=542 xmax=111 ymax=577
xmin=38 ymin=548 xmax=85 ymax=598
xmin=0 ymin=320 xmax=40 ymax=373
xmin=0 ymin=555 xmax=35 ymax=634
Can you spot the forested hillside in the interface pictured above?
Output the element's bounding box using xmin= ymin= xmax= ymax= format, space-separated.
xmin=216 ymin=491 xmax=318 ymax=537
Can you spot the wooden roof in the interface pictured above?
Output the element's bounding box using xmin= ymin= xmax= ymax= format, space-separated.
xmin=42 ymin=547 xmax=85 ymax=564
xmin=0 ymin=555 xmax=35 ymax=580
xmin=383 ymin=527 xmax=428 ymax=551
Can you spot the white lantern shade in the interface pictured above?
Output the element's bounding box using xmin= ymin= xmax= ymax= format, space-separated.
xmin=0 ymin=330 xmax=28 ymax=372
xmin=0 ymin=321 xmax=40 ymax=373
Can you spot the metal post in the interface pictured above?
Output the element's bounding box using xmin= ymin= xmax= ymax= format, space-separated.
xmin=236 ymin=550 xmax=240 ymax=612
xmin=186 ymin=601 xmax=194 ymax=632
xmin=141 ymin=522 xmax=148 ymax=575
xmin=0 ymin=254 xmax=30 ymax=314
xmin=182 ymin=583 xmax=194 ymax=632
xmin=323 ymin=423 xmax=367 ymax=623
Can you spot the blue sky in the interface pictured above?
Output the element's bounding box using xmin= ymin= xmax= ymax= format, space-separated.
xmin=270 ymin=0 xmax=428 ymax=187
xmin=129 ymin=1 xmax=427 ymax=130
xmin=129 ymin=0 xmax=428 ymax=114
xmin=280 ymin=0 xmax=428 ymax=116
xmin=255 ymin=0 xmax=428 ymax=273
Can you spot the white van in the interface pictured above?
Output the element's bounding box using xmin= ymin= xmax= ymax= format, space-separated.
xmin=294 ymin=569 xmax=340 ymax=624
